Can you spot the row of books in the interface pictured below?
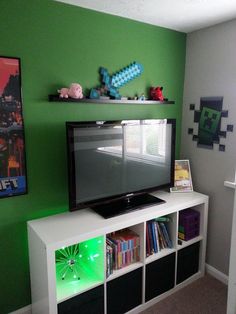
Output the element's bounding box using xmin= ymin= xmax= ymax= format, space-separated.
xmin=106 ymin=228 xmax=140 ymax=278
xmin=146 ymin=217 xmax=172 ymax=257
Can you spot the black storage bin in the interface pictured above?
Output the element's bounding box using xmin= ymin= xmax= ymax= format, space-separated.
xmin=107 ymin=268 xmax=142 ymax=314
xmin=145 ymin=253 xmax=175 ymax=302
xmin=177 ymin=241 xmax=200 ymax=284
xmin=58 ymin=285 xmax=104 ymax=314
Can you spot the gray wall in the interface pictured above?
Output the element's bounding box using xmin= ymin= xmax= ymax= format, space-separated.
xmin=181 ymin=19 xmax=236 ymax=275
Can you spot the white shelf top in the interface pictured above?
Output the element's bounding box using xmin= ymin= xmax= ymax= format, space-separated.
xmin=28 ymin=191 xmax=208 ymax=250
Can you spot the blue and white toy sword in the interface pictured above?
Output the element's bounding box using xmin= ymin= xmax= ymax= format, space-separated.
xmin=90 ymin=62 xmax=144 ymax=99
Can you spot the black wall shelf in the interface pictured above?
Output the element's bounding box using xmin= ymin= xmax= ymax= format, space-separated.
xmin=48 ymin=95 xmax=175 ymax=105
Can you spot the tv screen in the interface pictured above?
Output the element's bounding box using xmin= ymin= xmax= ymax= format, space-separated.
xmin=66 ymin=119 xmax=176 ymax=218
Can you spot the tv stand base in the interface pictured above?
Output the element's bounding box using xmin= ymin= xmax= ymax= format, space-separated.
xmin=91 ymin=193 xmax=165 ymax=219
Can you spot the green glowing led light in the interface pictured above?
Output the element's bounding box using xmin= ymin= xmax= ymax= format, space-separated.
xmin=55 ymin=236 xmax=104 ymax=301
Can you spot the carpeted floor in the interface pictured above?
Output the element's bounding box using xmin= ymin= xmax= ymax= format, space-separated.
xmin=141 ymin=274 xmax=227 ymax=314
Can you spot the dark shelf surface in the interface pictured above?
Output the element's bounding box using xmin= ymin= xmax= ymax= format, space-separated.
xmin=48 ymin=94 xmax=175 ymax=105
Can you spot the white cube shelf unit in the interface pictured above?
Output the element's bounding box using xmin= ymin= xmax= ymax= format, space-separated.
xmin=28 ymin=191 xmax=208 ymax=314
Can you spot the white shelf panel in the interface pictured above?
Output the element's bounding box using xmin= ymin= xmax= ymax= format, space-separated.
xmin=175 ymin=271 xmax=202 ymax=288
xmin=106 ymin=261 xmax=144 ymax=282
xmin=145 ymin=248 xmax=176 ymax=264
xmin=177 ymin=235 xmax=203 ymax=250
xmin=57 ymin=281 xmax=103 ymax=304
xmin=27 ymin=191 xmax=208 ymax=250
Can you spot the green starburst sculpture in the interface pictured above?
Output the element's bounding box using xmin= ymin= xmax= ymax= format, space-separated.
xmin=55 ymin=236 xmax=104 ymax=301
xmin=56 ymin=244 xmax=81 ymax=280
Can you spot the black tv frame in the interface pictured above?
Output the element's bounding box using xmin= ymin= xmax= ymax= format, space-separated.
xmin=66 ymin=119 xmax=176 ymax=219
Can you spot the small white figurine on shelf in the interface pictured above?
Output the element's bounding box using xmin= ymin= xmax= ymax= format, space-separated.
xmin=58 ymin=83 xmax=83 ymax=99
xmin=138 ymin=93 xmax=146 ymax=101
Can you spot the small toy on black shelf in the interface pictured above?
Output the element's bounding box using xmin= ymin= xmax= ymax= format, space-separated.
xmin=138 ymin=93 xmax=146 ymax=101
xmin=150 ymin=86 xmax=165 ymax=101
xmin=58 ymin=83 xmax=83 ymax=99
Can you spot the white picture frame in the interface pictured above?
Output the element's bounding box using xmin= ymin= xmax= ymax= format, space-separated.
xmin=170 ymin=160 xmax=193 ymax=192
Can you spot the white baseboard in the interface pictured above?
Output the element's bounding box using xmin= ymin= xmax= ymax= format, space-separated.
xmin=9 ymin=304 xmax=31 ymax=314
xmin=206 ymin=263 xmax=228 ymax=285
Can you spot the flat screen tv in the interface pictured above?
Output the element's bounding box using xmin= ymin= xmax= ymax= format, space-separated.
xmin=66 ymin=119 xmax=176 ymax=219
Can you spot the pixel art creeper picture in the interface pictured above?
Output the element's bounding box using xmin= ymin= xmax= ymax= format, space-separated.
xmin=188 ymin=97 xmax=233 ymax=151
xmin=198 ymin=106 xmax=222 ymax=147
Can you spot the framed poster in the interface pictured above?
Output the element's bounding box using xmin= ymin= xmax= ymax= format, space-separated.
xmin=170 ymin=160 xmax=193 ymax=192
xmin=0 ymin=56 xmax=27 ymax=198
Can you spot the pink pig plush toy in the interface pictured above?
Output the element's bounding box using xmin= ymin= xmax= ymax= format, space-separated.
xmin=58 ymin=83 xmax=83 ymax=99
xmin=58 ymin=87 xmax=69 ymax=98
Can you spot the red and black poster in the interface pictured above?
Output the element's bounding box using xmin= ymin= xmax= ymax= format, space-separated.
xmin=0 ymin=56 xmax=27 ymax=197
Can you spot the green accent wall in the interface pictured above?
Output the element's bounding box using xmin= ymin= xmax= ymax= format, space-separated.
xmin=0 ymin=0 xmax=186 ymax=312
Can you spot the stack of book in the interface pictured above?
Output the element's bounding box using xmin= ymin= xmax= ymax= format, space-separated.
xmin=106 ymin=228 xmax=140 ymax=278
xmin=146 ymin=217 xmax=172 ymax=257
